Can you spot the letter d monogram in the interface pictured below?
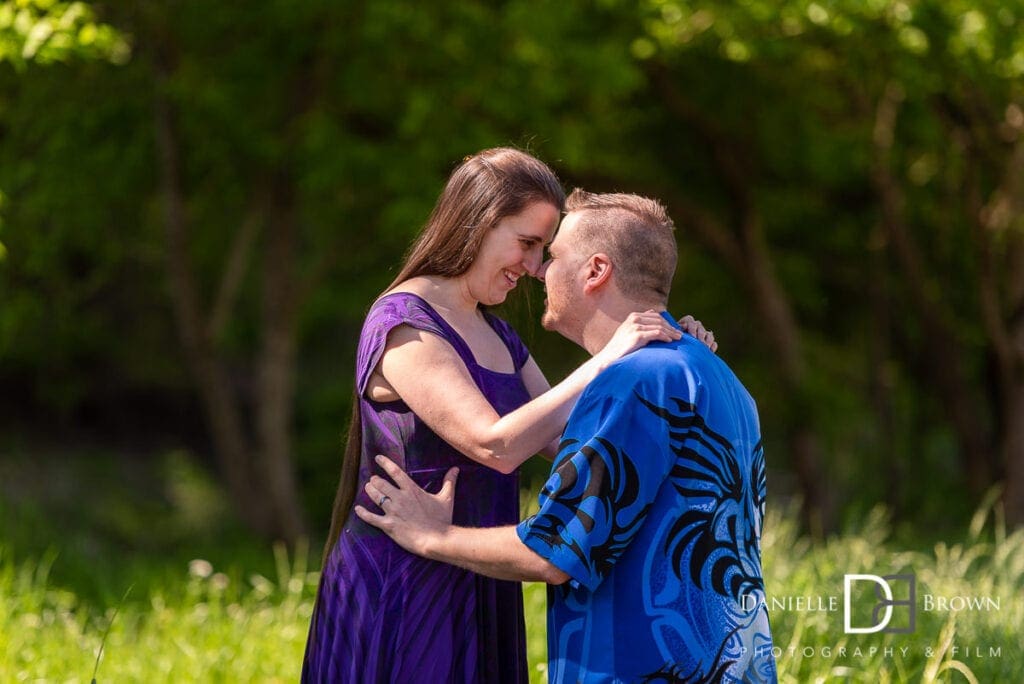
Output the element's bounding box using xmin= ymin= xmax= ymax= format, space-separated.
xmin=844 ymin=574 xmax=893 ymax=634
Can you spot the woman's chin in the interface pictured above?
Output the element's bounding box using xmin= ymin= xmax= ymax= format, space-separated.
xmin=484 ymin=288 xmax=513 ymax=306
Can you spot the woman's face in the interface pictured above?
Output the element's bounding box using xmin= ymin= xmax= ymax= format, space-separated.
xmin=465 ymin=201 xmax=560 ymax=306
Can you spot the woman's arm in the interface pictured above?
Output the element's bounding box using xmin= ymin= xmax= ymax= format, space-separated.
xmin=519 ymin=357 xmax=560 ymax=460
xmin=518 ymin=314 xmax=717 ymax=460
xmin=376 ymin=311 xmax=677 ymax=474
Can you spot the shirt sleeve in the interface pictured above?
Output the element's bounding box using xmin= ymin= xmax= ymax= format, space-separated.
xmin=516 ymin=388 xmax=674 ymax=592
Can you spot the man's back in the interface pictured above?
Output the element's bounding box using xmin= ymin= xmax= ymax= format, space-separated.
xmin=518 ymin=318 xmax=777 ymax=682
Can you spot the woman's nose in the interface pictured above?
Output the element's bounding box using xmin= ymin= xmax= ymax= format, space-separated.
xmin=524 ymin=250 xmax=544 ymax=278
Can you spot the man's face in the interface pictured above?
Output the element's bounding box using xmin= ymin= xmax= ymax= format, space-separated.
xmin=538 ymin=212 xmax=587 ymax=337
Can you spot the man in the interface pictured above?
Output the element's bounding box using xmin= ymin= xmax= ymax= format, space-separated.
xmin=356 ymin=189 xmax=777 ymax=682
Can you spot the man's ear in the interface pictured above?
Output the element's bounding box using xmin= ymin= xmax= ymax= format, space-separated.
xmin=582 ymin=253 xmax=613 ymax=294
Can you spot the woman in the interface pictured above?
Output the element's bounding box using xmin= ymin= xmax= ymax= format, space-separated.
xmin=302 ymin=148 xmax=711 ymax=683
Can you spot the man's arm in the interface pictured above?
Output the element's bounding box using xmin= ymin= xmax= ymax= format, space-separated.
xmin=416 ymin=524 xmax=569 ymax=584
xmin=354 ymin=455 xmax=570 ymax=584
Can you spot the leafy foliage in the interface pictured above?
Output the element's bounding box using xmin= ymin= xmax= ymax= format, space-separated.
xmin=0 ymin=0 xmax=129 ymax=70
xmin=1 ymin=0 xmax=1022 ymax=534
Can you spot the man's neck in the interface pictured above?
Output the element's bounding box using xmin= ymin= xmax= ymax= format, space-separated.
xmin=580 ymin=299 xmax=668 ymax=355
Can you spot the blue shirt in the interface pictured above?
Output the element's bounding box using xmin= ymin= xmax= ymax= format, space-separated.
xmin=517 ymin=313 xmax=777 ymax=683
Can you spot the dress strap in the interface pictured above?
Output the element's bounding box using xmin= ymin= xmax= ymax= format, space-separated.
xmin=355 ymin=292 xmax=476 ymax=396
xmin=482 ymin=311 xmax=530 ymax=371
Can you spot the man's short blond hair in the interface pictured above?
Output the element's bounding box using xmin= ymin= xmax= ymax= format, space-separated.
xmin=564 ymin=188 xmax=677 ymax=304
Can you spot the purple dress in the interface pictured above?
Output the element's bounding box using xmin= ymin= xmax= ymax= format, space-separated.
xmin=303 ymin=292 xmax=531 ymax=683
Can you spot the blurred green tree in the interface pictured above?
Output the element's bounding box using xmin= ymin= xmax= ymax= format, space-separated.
xmin=1 ymin=1 xmax=653 ymax=541
xmin=2 ymin=0 xmax=1021 ymax=542
xmin=0 ymin=0 xmax=127 ymax=68
xmin=596 ymin=0 xmax=1024 ymax=527
xmin=0 ymin=0 xmax=128 ymax=264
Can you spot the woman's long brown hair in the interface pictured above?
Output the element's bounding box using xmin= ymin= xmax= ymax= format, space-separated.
xmin=321 ymin=148 xmax=565 ymax=563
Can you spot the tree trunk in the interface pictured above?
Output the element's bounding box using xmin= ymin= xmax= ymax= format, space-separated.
xmin=968 ymin=127 xmax=1024 ymax=525
xmin=740 ymin=217 xmax=834 ymax=535
xmin=255 ymin=172 xmax=306 ymax=541
xmin=1003 ymin=384 xmax=1024 ymax=526
xmin=153 ymin=76 xmax=273 ymax=536
xmin=998 ymin=242 xmax=1024 ymax=527
xmin=867 ymin=223 xmax=902 ymax=515
xmin=151 ymin=39 xmax=307 ymax=542
xmin=872 ymin=82 xmax=993 ymax=497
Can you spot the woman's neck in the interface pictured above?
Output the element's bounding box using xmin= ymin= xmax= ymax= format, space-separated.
xmin=393 ymin=275 xmax=480 ymax=318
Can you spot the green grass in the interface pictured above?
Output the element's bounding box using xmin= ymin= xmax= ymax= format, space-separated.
xmin=524 ymin=582 xmax=549 ymax=683
xmin=2 ymin=448 xmax=1021 ymax=682
xmin=4 ymin=507 xmax=1021 ymax=682
xmin=0 ymin=543 xmax=314 ymax=682
xmin=759 ymin=496 xmax=1024 ymax=682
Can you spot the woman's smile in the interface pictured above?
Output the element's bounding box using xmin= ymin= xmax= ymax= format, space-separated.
xmin=502 ymin=268 xmax=523 ymax=288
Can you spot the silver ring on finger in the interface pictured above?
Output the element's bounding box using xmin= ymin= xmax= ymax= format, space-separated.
xmin=378 ymin=494 xmax=391 ymax=508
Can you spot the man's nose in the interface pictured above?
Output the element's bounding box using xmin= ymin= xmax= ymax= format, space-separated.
xmin=534 ymin=259 xmax=551 ymax=282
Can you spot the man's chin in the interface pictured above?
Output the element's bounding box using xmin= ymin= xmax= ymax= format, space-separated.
xmin=540 ymin=311 xmax=556 ymax=331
